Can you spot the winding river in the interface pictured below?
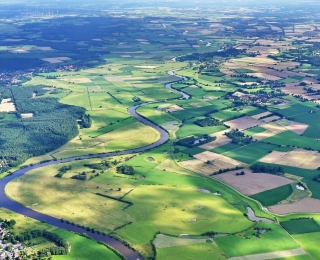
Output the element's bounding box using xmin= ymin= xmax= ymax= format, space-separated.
xmin=0 ymin=67 xmax=190 ymax=260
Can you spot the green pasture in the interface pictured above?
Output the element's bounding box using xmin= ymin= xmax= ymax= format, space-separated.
xmin=244 ymin=126 xmax=266 ymax=136
xmin=293 ymin=232 xmax=320 ymax=258
xmin=211 ymin=143 xmax=242 ymax=154
xmin=281 ymin=219 xmax=320 ymax=235
xmin=124 ymin=186 xmax=254 ymax=236
xmin=157 ymin=243 xmax=226 ymax=260
xmin=182 ymin=147 xmax=206 ymax=156
xmin=215 ymin=223 xmax=299 ymax=257
xmin=223 ymin=142 xmax=277 ymax=164
xmin=52 ymin=229 xmax=121 ymax=260
xmin=263 ymin=131 xmax=320 ymax=151
xmin=250 ymin=184 xmax=293 ymax=206
xmin=276 ymin=104 xmax=315 ymax=117
xmin=176 ymin=119 xmax=226 ymax=139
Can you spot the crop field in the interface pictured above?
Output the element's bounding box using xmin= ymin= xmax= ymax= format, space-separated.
xmin=199 ymin=129 xmax=231 ymax=150
xmin=281 ymin=219 xmax=320 ymax=235
xmin=224 ymin=116 xmax=261 ymax=130
xmin=223 ymin=142 xmax=277 ymax=164
xmin=259 ymin=149 xmax=320 ymax=170
xmin=269 ymin=198 xmax=320 ymax=214
xmin=250 ymin=184 xmax=293 ymax=206
xmin=194 ymin=151 xmax=244 ymax=166
xmin=180 ymin=158 xmax=237 ymax=175
xmin=213 ymin=169 xmax=293 ymax=196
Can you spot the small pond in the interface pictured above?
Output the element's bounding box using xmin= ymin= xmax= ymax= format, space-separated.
xmin=247 ymin=207 xmax=274 ymax=224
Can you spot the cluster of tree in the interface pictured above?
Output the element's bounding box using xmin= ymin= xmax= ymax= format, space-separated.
xmin=313 ymin=174 xmax=320 ymax=182
xmin=116 ymin=165 xmax=135 ymax=175
xmin=79 ymin=114 xmax=92 ymax=128
xmin=226 ymin=129 xmax=253 ymax=145
xmin=71 ymin=172 xmax=87 ymax=181
xmin=213 ymin=166 xmax=244 ymax=175
xmin=177 ymin=48 xmax=245 ymax=62
xmin=14 ymin=229 xmax=68 ymax=257
xmin=0 ymin=86 xmax=86 ymax=168
xmin=107 ymin=91 xmax=122 ymax=104
xmin=250 ymin=164 xmax=284 ymax=174
xmin=55 ymin=165 xmax=72 ymax=178
xmin=176 ymin=134 xmax=215 ymax=148
xmin=235 ymin=171 xmax=245 ymax=176
xmin=0 ymin=218 xmax=16 ymax=229
xmin=194 ymin=117 xmax=222 ymax=127
xmin=84 ymin=160 xmax=111 ymax=170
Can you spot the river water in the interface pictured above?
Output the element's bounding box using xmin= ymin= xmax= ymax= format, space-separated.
xmin=0 ymin=67 xmax=189 ymax=260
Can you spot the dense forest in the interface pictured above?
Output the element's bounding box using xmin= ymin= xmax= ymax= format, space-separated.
xmin=0 ymin=85 xmax=86 ymax=169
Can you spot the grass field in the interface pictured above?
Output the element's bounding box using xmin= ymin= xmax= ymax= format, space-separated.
xmin=124 ymin=185 xmax=254 ymax=236
xmin=250 ymin=184 xmax=293 ymax=206
xmin=281 ymin=219 xmax=320 ymax=235
xmin=223 ymin=142 xmax=277 ymax=164
xmin=293 ymin=232 xmax=320 ymax=258
xmin=211 ymin=143 xmax=242 ymax=154
xmin=263 ymin=131 xmax=320 ymax=151
xmin=157 ymin=243 xmax=226 ymax=260
xmin=303 ymin=126 xmax=320 ymax=138
xmin=215 ymin=223 xmax=299 ymax=257
xmin=52 ymin=229 xmax=121 ymax=260
xmin=244 ymin=126 xmax=266 ymax=136
xmin=182 ymin=147 xmax=206 ymax=156
xmin=177 ymin=119 xmax=226 ymax=139
xmin=0 ymin=209 xmax=120 ymax=260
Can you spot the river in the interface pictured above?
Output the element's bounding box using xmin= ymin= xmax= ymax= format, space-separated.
xmin=0 ymin=65 xmax=190 ymax=260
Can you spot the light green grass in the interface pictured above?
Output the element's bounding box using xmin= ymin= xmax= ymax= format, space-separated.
xmin=223 ymin=142 xmax=277 ymax=164
xmin=244 ymin=126 xmax=266 ymax=136
xmin=52 ymin=229 xmax=121 ymax=260
xmin=157 ymin=242 xmax=226 ymax=260
xmin=215 ymin=223 xmax=299 ymax=257
xmin=293 ymin=232 xmax=320 ymax=258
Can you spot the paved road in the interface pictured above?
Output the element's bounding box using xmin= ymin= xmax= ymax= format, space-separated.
xmin=0 ymin=69 xmax=189 ymax=260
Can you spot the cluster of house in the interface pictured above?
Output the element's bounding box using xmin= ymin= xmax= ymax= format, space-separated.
xmin=230 ymin=91 xmax=287 ymax=106
xmin=0 ymin=225 xmax=25 ymax=260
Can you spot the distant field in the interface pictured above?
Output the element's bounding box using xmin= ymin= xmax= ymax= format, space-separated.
xmin=250 ymin=184 xmax=293 ymax=206
xmin=223 ymin=142 xmax=277 ymax=164
xmin=211 ymin=143 xmax=242 ymax=154
xmin=177 ymin=119 xmax=226 ymax=138
xmin=263 ymin=131 xmax=320 ymax=151
xmin=244 ymin=126 xmax=266 ymax=136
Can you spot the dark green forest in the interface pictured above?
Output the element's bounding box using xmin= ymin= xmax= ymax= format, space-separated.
xmin=0 ymin=85 xmax=85 ymax=169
